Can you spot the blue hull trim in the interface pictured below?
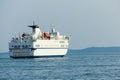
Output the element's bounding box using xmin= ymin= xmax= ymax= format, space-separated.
xmin=10 ymin=55 xmax=65 ymax=58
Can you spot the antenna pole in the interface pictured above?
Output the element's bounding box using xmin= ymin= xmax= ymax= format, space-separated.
xmin=33 ymin=21 xmax=35 ymax=25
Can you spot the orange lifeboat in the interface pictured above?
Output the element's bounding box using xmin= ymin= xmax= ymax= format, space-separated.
xmin=44 ymin=32 xmax=49 ymax=38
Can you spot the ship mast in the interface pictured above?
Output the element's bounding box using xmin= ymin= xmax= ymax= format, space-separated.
xmin=28 ymin=21 xmax=39 ymax=33
xmin=33 ymin=21 xmax=35 ymax=25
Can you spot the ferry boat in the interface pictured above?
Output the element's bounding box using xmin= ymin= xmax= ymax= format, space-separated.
xmin=9 ymin=23 xmax=70 ymax=58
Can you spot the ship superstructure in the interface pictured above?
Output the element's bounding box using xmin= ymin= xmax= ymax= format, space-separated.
xmin=9 ymin=23 xmax=70 ymax=58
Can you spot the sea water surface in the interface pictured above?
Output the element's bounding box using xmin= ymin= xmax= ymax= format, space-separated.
xmin=0 ymin=51 xmax=120 ymax=80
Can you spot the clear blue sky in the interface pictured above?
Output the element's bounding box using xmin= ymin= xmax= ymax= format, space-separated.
xmin=0 ymin=0 xmax=120 ymax=52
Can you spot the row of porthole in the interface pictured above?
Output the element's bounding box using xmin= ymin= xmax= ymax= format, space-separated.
xmin=11 ymin=45 xmax=31 ymax=48
xmin=35 ymin=45 xmax=61 ymax=47
xmin=35 ymin=45 xmax=68 ymax=47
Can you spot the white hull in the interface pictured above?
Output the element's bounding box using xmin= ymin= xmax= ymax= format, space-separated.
xmin=34 ymin=48 xmax=68 ymax=56
xmin=9 ymin=48 xmax=68 ymax=58
xmin=9 ymin=23 xmax=70 ymax=58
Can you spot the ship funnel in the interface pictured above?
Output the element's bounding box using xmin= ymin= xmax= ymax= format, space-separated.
xmin=28 ymin=22 xmax=42 ymax=40
xmin=28 ymin=21 xmax=39 ymax=32
xmin=28 ymin=25 xmax=39 ymax=32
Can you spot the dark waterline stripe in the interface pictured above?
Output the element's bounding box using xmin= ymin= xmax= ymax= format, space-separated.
xmin=10 ymin=55 xmax=65 ymax=58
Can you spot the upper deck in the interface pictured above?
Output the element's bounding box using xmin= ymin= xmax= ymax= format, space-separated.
xmin=10 ymin=24 xmax=70 ymax=43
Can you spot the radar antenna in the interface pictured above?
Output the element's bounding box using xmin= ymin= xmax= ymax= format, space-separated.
xmin=28 ymin=21 xmax=39 ymax=32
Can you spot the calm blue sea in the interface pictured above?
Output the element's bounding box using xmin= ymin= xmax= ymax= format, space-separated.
xmin=0 ymin=51 xmax=120 ymax=80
